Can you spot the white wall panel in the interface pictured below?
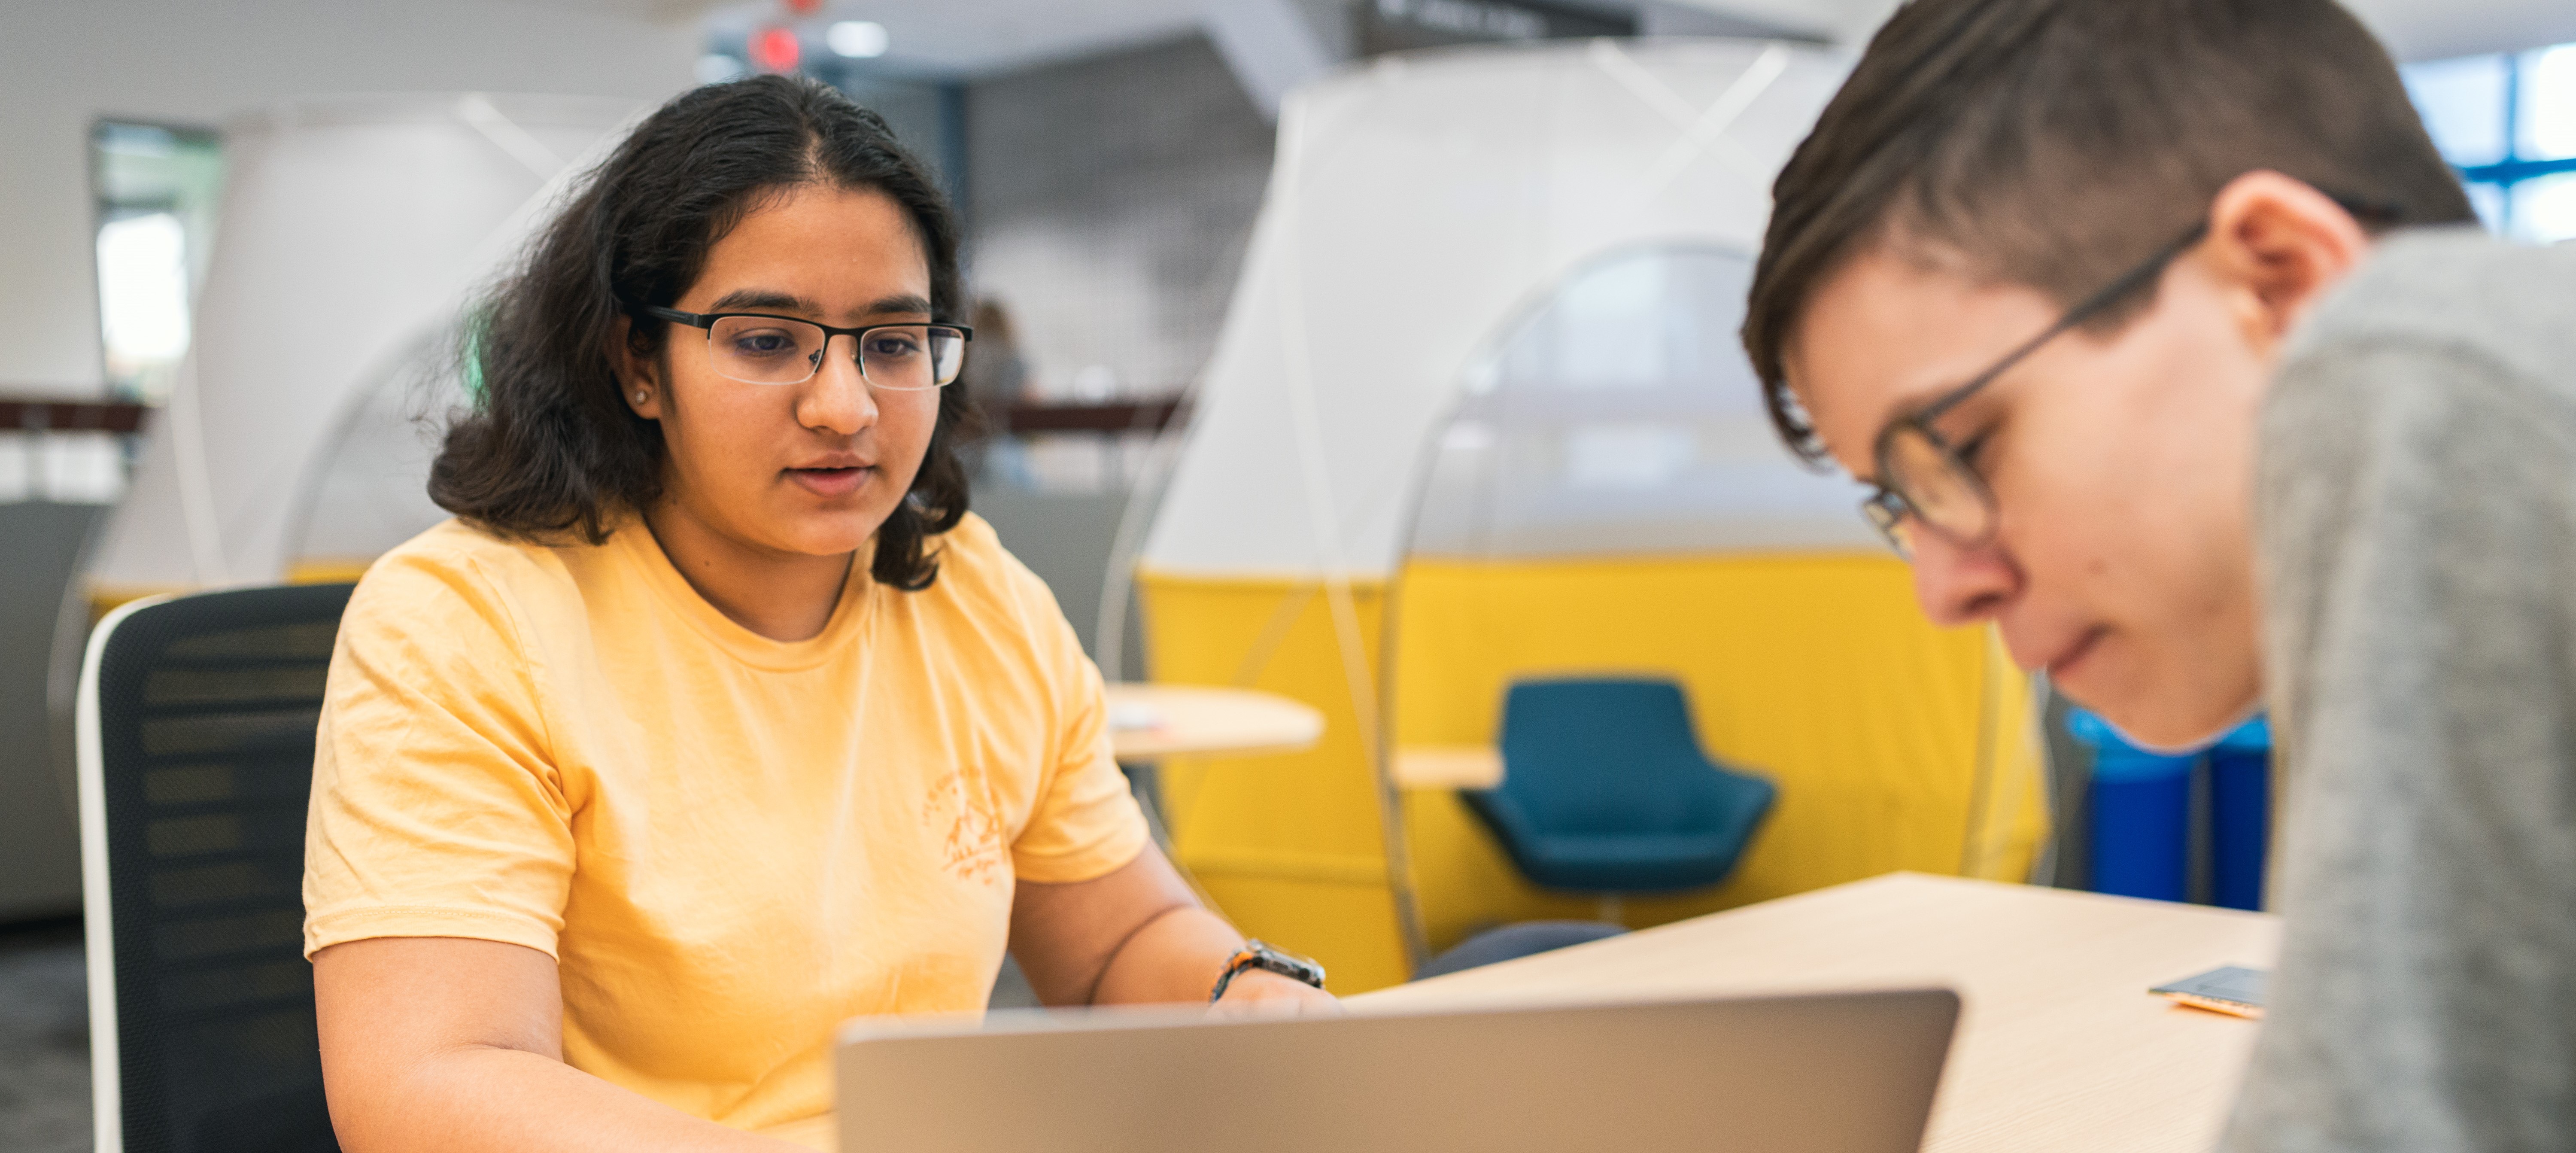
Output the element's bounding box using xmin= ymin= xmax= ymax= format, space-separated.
xmin=1142 ymin=40 xmax=1857 ymax=579
xmin=0 ymin=0 xmax=693 ymax=394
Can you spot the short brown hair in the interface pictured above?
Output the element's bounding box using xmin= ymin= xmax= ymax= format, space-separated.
xmin=1741 ymin=0 xmax=2476 ymax=462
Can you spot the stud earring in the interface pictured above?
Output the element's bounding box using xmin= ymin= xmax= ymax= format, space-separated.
xmin=634 ymin=391 xmax=648 ymax=405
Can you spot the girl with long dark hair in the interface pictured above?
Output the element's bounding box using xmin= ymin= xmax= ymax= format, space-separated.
xmin=301 ymin=76 xmax=1330 ymax=1152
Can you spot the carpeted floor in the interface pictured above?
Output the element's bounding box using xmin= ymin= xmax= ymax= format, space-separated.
xmin=0 ymin=919 xmax=88 ymax=1153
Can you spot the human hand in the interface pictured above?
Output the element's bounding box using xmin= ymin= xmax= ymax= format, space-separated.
xmin=1208 ymin=968 xmax=1342 ymax=1019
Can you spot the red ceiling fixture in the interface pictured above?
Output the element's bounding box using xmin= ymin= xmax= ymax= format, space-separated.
xmin=750 ymin=26 xmax=801 ymax=73
xmin=782 ymin=0 xmax=823 ymax=13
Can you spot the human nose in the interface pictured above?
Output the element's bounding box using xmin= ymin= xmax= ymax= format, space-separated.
xmin=1905 ymin=521 xmax=2018 ymax=628
xmin=797 ymin=333 xmax=878 ymax=436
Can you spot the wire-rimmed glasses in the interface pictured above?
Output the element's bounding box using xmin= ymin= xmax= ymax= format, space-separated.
xmin=1860 ymin=221 xmax=2211 ymax=557
xmin=1860 ymin=196 xmax=2406 ymax=558
xmin=641 ymin=305 xmax=972 ymax=391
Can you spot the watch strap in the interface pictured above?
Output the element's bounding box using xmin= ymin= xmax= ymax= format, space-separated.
xmin=1208 ymin=939 xmax=1327 ymax=1003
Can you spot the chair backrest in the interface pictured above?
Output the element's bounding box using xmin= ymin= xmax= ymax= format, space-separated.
xmin=1495 ymin=678 xmax=1733 ymax=834
xmin=77 ymin=584 xmax=353 ymax=1153
xmin=1413 ymin=920 xmax=1627 ymax=980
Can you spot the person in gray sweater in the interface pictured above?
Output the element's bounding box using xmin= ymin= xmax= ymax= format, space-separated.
xmin=1736 ymin=1 xmax=2573 ymax=1150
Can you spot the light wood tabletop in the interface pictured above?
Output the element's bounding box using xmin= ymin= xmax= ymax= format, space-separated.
xmin=1355 ymin=872 xmax=2281 ymax=1153
xmin=1102 ymin=683 xmax=1325 ymax=761
xmin=1388 ymin=744 xmax=1505 ymax=790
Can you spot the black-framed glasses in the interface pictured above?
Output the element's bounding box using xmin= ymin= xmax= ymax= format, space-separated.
xmin=641 ymin=305 xmax=972 ymax=391
xmin=1860 ymin=198 xmax=2400 ymax=558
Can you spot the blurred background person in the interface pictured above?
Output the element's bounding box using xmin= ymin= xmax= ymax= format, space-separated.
xmin=961 ymin=296 xmax=1036 ymax=487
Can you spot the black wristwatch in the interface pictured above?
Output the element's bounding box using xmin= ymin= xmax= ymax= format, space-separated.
xmin=1209 ymin=939 xmax=1327 ymax=1003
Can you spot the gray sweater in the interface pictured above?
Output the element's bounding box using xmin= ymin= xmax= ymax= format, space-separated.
xmin=2224 ymin=228 xmax=2576 ymax=1152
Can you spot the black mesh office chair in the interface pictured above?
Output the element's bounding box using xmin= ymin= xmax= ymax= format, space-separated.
xmin=76 ymin=584 xmax=353 ymax=1153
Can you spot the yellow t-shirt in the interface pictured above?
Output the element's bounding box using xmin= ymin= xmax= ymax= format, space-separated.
xmin=302 ymin=513 xmax=1148 ymax=1147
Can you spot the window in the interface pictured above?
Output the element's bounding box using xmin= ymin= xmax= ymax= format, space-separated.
xmin=91 ymin=121 xmax=224 ymax=403
xmin=2403 ymin=43 xmax=2576 ymax=243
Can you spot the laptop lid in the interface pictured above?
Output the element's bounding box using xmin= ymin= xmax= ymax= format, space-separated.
xmin=837 ymin=988 xmax=1957 ymax=1153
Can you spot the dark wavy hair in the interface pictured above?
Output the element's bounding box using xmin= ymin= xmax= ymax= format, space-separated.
xmin=428 ymin=74 xmax=977 ymax=590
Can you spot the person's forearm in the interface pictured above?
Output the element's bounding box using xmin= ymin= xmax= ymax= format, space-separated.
xmin=1010 ymin=847 xmax=1327 ymax=1009
xmin=1088 ymin=905 xmax=1244 ymax=1004
xmin=330 ymin=1043 xmax=795 ymax=1153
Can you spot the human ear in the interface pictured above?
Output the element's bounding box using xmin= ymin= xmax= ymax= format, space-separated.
xmin=611 ymin=316 xmax=662 ymax=420
xmin=2201 ymin=171 xmax=2372 ymax=355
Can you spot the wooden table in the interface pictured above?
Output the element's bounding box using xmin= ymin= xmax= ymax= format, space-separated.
xmin=1102 ymin=684 xmax=1324 ymax=760
xmin=1356 ymin=873 xmax=2281 ymax=1153
xmin=1100 ymin=684 xmax=1325 ymax=858
xmin=1389 ymin=744 xmax=1504 ymax=790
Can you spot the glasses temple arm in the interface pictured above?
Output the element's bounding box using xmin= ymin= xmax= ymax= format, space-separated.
xmin=1917 ymin=221 xmax=2211 ymax=425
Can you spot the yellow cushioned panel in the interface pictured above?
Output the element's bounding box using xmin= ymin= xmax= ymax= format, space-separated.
xmin=1139 ymin=553 xmax=2047 ymax=993
xmin=1391 ymin=553 xmax=2046 ymax=953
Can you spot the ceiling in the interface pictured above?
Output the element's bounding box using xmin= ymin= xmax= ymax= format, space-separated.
xmin=1656 ymin=0 xmax=1894 ymax=44
xmin=1648 ymin=0 xmax=2576 ymax=62
xmin=2337 ymin=0 xmax=2576 ymax=61
xmin=697 ymin=0 xmax=1206 ymax=77
xmin=486 ymin=0 xmax=728 ymax=22
xmin=668 ymin=0 xmax=2576 ymax=79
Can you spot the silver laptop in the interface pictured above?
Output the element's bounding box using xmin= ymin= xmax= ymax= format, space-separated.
xmin=837 ymin=989 xmax=1957 ymax=1153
